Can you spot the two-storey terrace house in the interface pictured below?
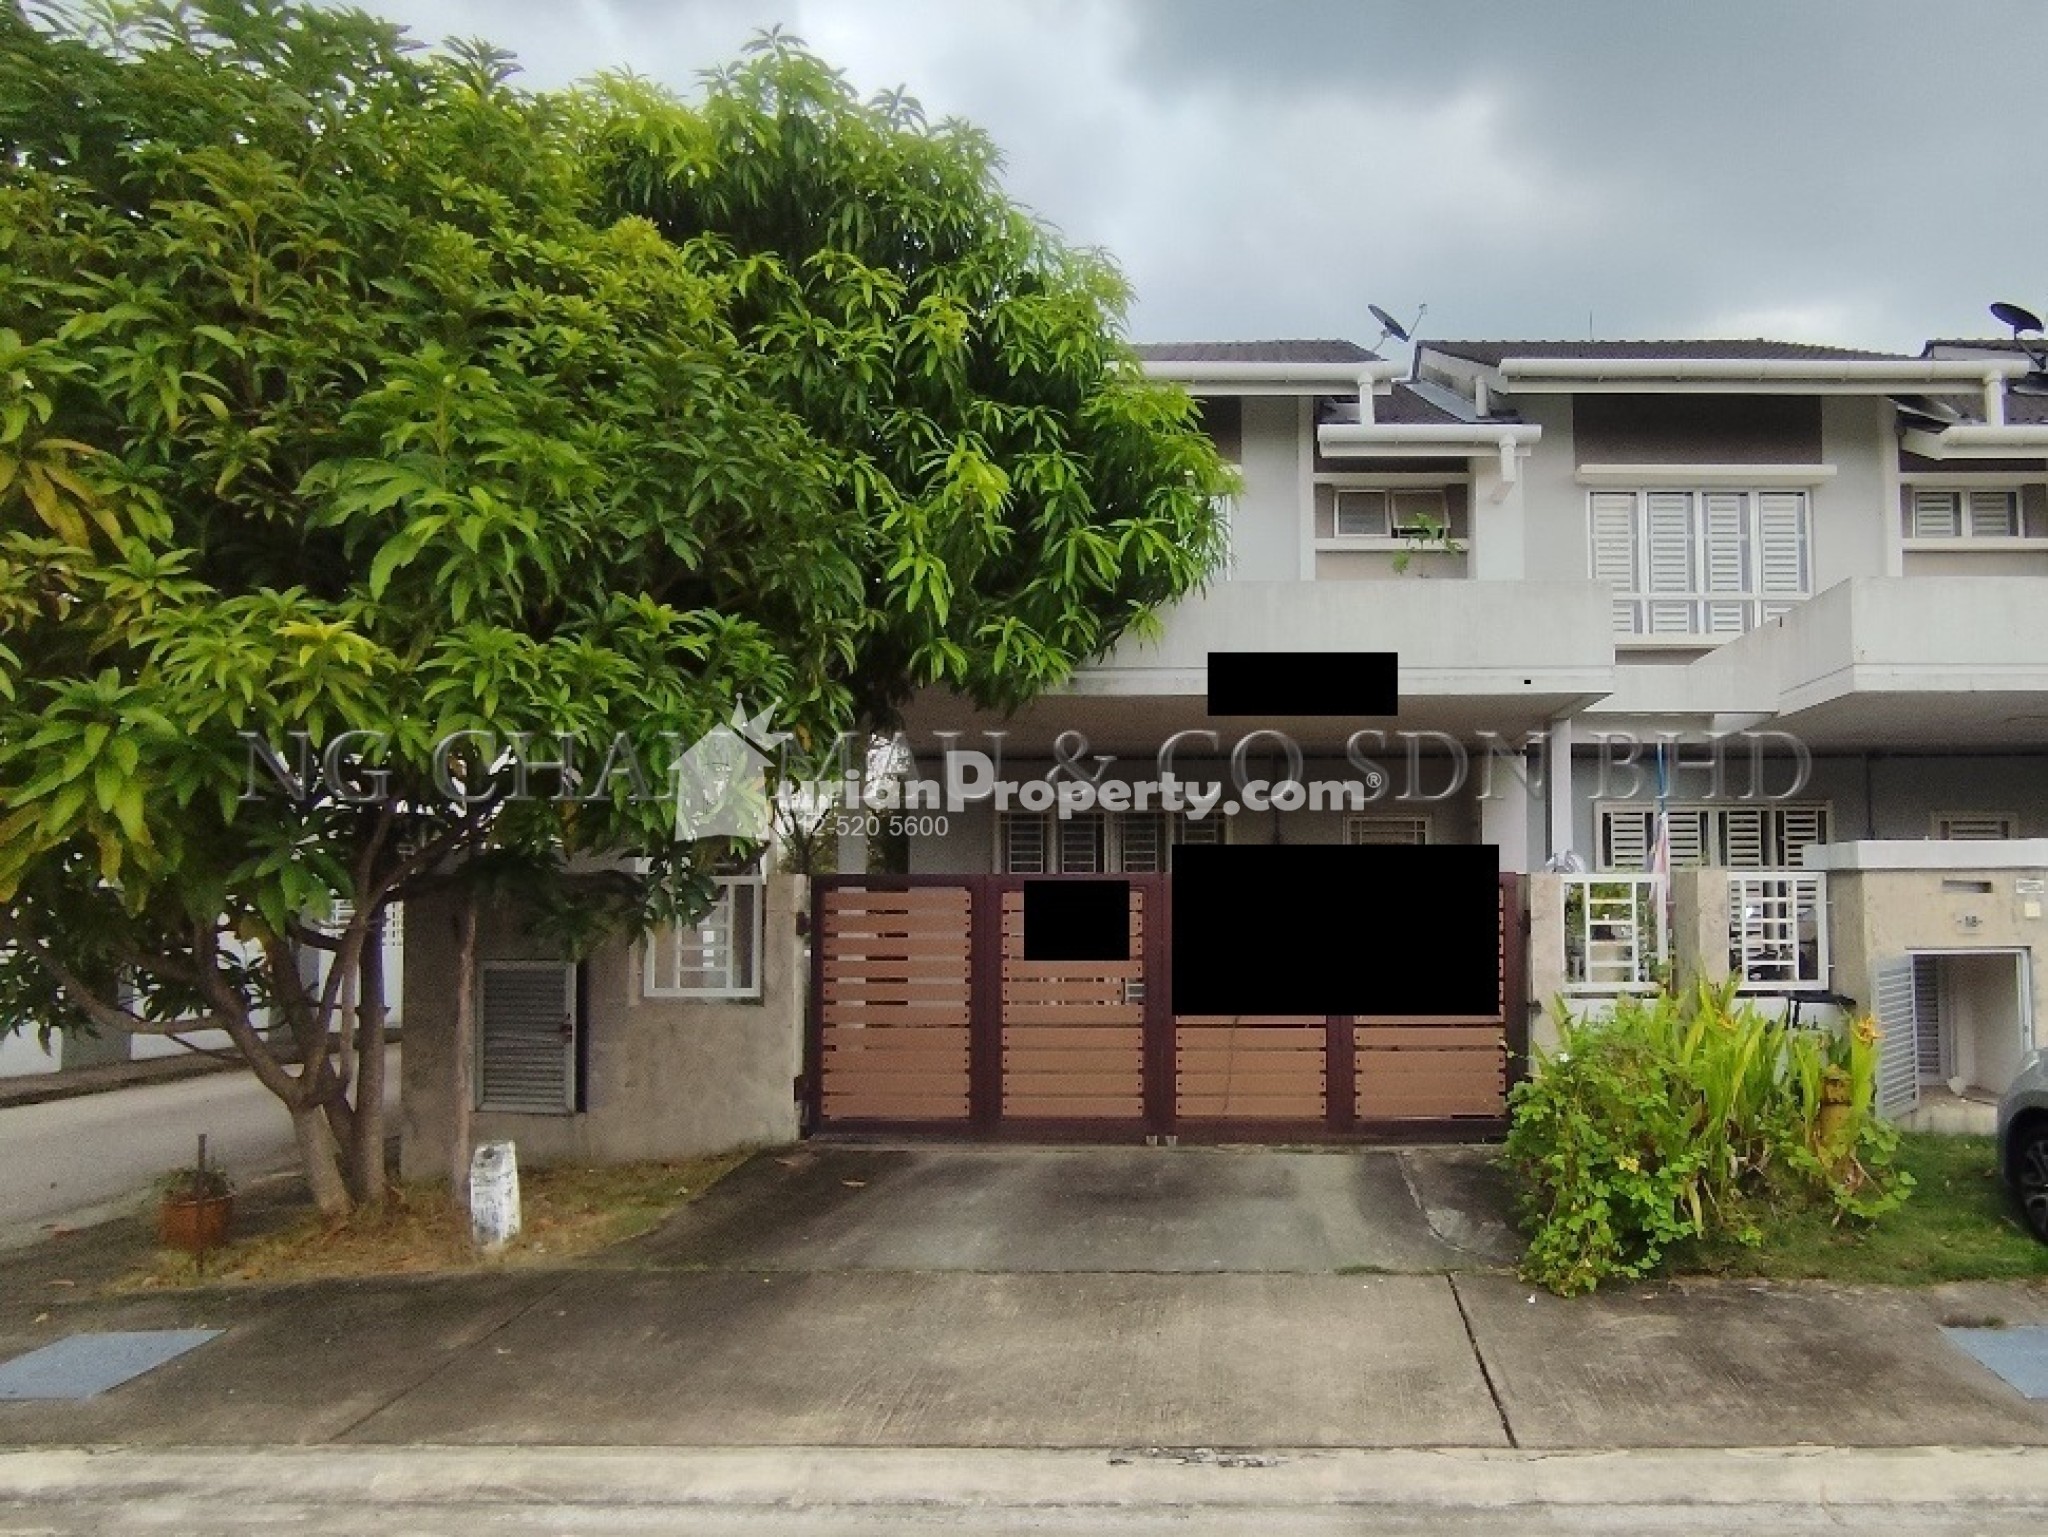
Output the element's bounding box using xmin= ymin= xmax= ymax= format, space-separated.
xmin=801 ymin=334 xmax=2048 ymax=1140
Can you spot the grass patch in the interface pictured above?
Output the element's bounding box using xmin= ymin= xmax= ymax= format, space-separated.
xmin=1676 ymin=1134 xmax=2048 ymax=1286
xmin=116 ymin=1152 xmax=749 ymax=1291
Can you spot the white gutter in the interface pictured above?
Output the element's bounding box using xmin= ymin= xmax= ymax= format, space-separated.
xmin=1494 ymin=356 xmax=2030 ymax=391
xmin=1318 ymin=423 xmax=1543 ymax=483
xmin=1902 ymin=424 xmax=2048 ymax=459
xmin=1142 ymin=359 xmax=1403 ymax=386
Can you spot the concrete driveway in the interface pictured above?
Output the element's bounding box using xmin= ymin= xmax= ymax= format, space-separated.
xmin=623 ymin=1143 xmax=1522 ymax=1274
xmin=2 ymin=1143 xmax=2048 ymax=1457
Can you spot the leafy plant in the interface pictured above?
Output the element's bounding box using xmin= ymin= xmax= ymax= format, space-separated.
xmin=1506 ymin=980 xmax=1912 ymax=1295
xmin=157 ymin=1164 xmax=233 ymax=1203
xmin=1389 ymin=511 xmax=1466 ymax=575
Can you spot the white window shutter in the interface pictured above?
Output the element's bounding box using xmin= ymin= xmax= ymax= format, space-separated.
xmin=478 ymin=964 xmax=576 ymax=1115
xmin=1589 ymin=492 xmax=1641 ymax=634
xmin=1701 ymin=491 xmax=1751 ymax=633
xmin=1777 ymin=805 xmax=1828 ymax=864
xmin=1968 ymin=489 xmax=2017 ymax=538
xmin=1642 ymin=493 xmax=1695 ymax=634
xmin=1667 ymin=809 xmax=1707 ymax=867
xmin=1601 ymin=808 xmax=1652 ymax=870
xmin=1757 ymin=492 xmax=1810 ymax=603
xmin=1912 ymin=489 xmax=1960 ymax=539
xmin=1722 ymin=806 xmax=1766 ymax=868
xmin=1873 ymin=957 xmax=1920 ymax=1118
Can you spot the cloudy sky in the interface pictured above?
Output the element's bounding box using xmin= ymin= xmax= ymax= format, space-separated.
xmin=352 ymin=1 xmax=2047 ymax=357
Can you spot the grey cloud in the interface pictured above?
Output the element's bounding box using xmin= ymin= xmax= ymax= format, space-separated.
xmin=333 ymin=0 xmax=2048 ymax=352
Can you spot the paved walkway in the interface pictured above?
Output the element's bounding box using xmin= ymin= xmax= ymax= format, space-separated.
xmin=0 ymin=1144 xmax=2042 ymax=1454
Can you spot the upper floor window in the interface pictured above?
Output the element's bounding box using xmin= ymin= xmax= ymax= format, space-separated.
xmin=1905 ymin=487 xmax=2021 ymax=541
xmin=1331 ymin=488 xmax=1446 ymax=540
xmin=1589 ymin=489 xmax=1809 ymax=639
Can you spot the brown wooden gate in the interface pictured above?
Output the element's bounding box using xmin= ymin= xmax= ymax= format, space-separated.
xmin=808 ymin=873 xmax=1526 ymax=1141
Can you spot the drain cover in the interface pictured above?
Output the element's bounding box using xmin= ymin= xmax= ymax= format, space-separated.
xmin=1944 ymin=1326 xmax=2048 ymax=1399
xmin=0 ymin=1330 xmax=222 ymax=1400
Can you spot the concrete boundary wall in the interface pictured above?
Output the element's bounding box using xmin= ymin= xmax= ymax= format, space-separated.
xmin=400 ymin=875 xmax=805 ymax=1178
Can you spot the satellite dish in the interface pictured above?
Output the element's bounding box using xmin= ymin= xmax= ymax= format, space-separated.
xmin=1368 ymin=303 xmax=1410 ymax=344
xmin=1992 ymin=300 xmax=2044 ymax=335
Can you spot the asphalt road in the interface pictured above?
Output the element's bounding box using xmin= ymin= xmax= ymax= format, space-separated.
xmin=0 ymin=1049 xmax=398 ymax=1244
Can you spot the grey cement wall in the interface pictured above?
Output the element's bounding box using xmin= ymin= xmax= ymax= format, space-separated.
xmin=1565 ymin=750 xmax=2048 ymax=862
xmin=400 ymin=875 xmax=805 ymax=1178
xmin=1572 ymin=395 xmax=1823 ymax=466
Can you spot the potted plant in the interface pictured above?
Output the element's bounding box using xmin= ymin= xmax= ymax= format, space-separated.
xmin=156 ymin=1138 xmax=234 ymax=1255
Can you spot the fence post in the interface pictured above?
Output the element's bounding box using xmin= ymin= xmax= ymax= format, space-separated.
xmin=1672 ymin=868 xmax=1732 ymax=988
xmin=1527 ymin=872 xmax=1567 ymax=1055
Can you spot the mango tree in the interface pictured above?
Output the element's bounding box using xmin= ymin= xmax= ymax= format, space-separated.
xmin=0 ymin=1 xmax=1232 ymax=1214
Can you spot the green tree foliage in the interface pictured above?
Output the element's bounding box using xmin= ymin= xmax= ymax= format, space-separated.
xmin=0 ymin=1 xmax=1232 ymax=1213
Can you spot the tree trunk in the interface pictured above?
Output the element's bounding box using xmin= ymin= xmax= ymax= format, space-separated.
xmin=449 ymin=895 xmax=478 ymax=1210
xmin=290 ymin=1099 xmax=352 ymax=1219
xmin=347 ymin=908 xmax=388 ymax=1206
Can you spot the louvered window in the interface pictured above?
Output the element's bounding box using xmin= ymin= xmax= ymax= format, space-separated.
xmin=1590 ymin=489 xmax=1810 ymax=637
xmin=1002 ymin=814 xmax=1049 ymax=874
xmin=478 ymin=963 xmax=577 ymax=1115
xmin=1906 ymin=488 xmax=2021 ymax=541
xmin=1059 ymin=814 xmax=1105 ymax=874
xmin=1002 ymin=811 xmax=1221 ymax=873
xmin=1119 ymin=814 xmax=1167 ymax=874
xmin=1596 ymin=803 xmax=1831 ymax=871
xmin=1344 ymin=815 xmax=1430 ymax=845
xmin=1934 ymin=813 xmax=2018 ymax=840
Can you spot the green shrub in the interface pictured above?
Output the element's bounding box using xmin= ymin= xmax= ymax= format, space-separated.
xmin=1505 ymin=980 xmax=1912 ymax=1295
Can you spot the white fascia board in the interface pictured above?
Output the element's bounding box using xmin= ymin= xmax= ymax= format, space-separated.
xmin=1497 ymin=357 xmax=2028 ymax=393
xmin=1576 ymin=463 xmax=1838 ymax=487
xmin=1902 ymin=424 xmax=2048 ymax=458
xmin=1142 ymin=359 xmax=1403 ymax=391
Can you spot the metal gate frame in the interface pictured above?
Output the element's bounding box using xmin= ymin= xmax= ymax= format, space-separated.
xmin=807 ymin=871 xmax=1527 ymax=1142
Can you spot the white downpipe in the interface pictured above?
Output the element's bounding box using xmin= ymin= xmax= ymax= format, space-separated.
xmin=1984 ymin=373 xmax=2007 ymax=428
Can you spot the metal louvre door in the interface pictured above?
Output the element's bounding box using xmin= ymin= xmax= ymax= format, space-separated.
xmin=478 ymin=963 xmax=577 ymax=1115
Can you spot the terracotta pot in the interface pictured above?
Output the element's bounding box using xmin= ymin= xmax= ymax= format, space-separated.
xmin=157 ymin=1194 xmax=233 ymax=1254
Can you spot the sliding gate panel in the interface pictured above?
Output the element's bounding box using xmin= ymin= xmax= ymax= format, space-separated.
xmin=810 ymin=872 xmax=1523 ymax=1139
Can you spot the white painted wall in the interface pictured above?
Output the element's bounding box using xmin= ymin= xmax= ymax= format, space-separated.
xmin=1814 ymin=397 xmax=1892 ymax=589
xmin=1231 ymin=396 xmax=1307 ymax=581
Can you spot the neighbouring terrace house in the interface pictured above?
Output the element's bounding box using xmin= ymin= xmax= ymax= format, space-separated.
xmin=402 ymin=331 xmax=2048 ymax=1168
